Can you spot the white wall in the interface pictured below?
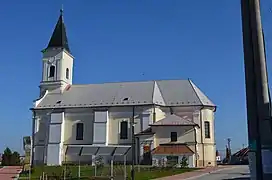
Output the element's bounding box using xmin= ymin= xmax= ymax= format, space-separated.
xmin=32 ymin=105 xmax=216 ymax=166
xmin=201 ymin=107 xmax=216 ymax=166
xmin=61 ymin=51 xmax=74 ymax=85
xmin=152 ymin=126 xmax=195 ymax=146
xmin=40 ymin=49 xmax=74 ymax=94
xmin=64 ymin=111 xmax=94 ymax=162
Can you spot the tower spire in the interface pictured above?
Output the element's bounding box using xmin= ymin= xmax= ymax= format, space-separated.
xmin=45 ymin=9 xmax=70 ymax=53
xmin=60 ymin=4 xmax=63 ymax=16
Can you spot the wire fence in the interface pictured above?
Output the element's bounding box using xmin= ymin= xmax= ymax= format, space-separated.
xmin=20 ymin=155 xmax=191 ymax=180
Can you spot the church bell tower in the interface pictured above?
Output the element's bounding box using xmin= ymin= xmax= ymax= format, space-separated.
xmin=39 ymin=9 xmax=74 ymax=96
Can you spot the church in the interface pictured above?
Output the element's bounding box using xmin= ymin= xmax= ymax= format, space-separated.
xmin=31 ymin=10 xmax=217 ymax=168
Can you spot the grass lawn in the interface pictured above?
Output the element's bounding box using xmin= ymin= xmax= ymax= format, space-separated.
xmin=19 ymin=165 xmax=197 ymax=180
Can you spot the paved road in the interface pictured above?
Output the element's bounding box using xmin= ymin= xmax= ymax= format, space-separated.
xmin=0 ymin=166 xmax=22 ymax=179
xmin=186 ymin=165 xmax=250 ymax=180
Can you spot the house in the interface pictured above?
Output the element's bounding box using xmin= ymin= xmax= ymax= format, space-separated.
xmin=31 ymin=10 xmax=217 ymax=168
xmin=229 ymin=147 xmax=249 ymax=165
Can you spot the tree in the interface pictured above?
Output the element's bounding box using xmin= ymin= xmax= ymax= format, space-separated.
xmin=1 ymin=147 xmax=21 ymax=166
xmin=2 ymin=147 xmax=12 ymax=166
xmin=11 ymin=151 xmax=21 ymax=165
xmin=180 ymin=156 xmax=188 ymax=168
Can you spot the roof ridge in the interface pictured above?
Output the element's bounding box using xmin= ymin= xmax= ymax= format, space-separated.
xmin=151 ymin=81 xmax=155 ymax=104
xmin=188 ymin=79 xmax=203 ymax=106
xmin=181 ymin=115 xmax=197 ymax=125
xmin=152 ymin=81 xmax=166 ymax=105
xmin=70 ymin=79 xmax=189 ymax=86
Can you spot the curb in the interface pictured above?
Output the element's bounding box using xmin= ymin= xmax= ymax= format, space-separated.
xmin=183 ymin=166 xmax=238 ymax=180
xmin=13 ymin=169 xmax=23 ymax=180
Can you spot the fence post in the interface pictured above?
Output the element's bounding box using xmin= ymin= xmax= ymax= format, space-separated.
xmin=78 ymin=159 xmax=81 ymax=178
xmin=124 ymin=155 xmax=127 ymax=180
xmin=110 ymin=156 xmax=114 ymax=180
xmin=94 ymin=156 xmax=97 ymax=177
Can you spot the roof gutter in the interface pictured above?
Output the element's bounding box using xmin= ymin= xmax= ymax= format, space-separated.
xmin=30 ymin=104 xmax=156 ymax=111
xmin=30 ymin=103 xmax=216 ymax=111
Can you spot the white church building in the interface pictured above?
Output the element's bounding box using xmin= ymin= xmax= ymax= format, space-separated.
xmin=31 ymin=10 xmax=217 ymax=168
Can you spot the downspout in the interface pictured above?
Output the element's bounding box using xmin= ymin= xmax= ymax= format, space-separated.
xmin=199 ymin=106 xmax=205 ymax=167
xmin=152 ymin=105 xmax=156 ymax=152
xmin=194 ymin=126 xmax=197 ymax=167
xmin=153 ymin=105 xmax=156 ymax=123
xmin=31 ymin=110 xmax=36 ymax=167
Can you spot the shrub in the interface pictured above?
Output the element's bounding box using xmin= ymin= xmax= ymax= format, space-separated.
xmin=180 ymin=156 xmax=188 ymax=168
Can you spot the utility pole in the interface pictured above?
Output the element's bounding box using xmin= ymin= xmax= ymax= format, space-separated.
xmin=131 ymin=106 xmax=135 ymax=180
xmin=227 ymin=138 xmax=232 ymax=164
xmin=227 ymin=138 xmax=231 ymax=153
xmin=241 ymin=0 xmax=272 ymax=179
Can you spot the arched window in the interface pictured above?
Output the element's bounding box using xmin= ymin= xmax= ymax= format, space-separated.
xmin=204 ymin=121 xmax=211 ymax=138
xmin=66 ymin=68 xmax=69 ymax=79
xmin=49 ymin=65 xmax=55 ymax=78
xmin=76 ymin=123 xmax=84 ymax=140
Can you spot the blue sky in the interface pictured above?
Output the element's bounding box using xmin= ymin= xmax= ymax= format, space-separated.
xmin=1 ymin=0 xmax=272 ymax=155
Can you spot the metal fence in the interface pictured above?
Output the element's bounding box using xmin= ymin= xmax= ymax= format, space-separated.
xmin=21 ymin=145 xmax=189 ymax=179
xmin=63 ymin=144 xmax=131 ymax=180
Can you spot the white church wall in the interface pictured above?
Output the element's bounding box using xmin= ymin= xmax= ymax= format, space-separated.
xmin=32 ymin=106 xmax=215 ymax=165
xmin=93 ymin=111 xmax=109 ymax=145
xmin=201 ymin=108 xmax=215 ymax=144
xmin=152 ymin=126 xmax=195 ymax=147
xmin=62 ymin=111 xmax=94 ymax=163
xmin=108 ymin=106 xmax=153 ymax=145
xmin=61 ymin=51 xmax=74 ymax=85
xmin=42 ymin=49 xmax=62 ymax=82
xmin=201 ymin=107 xmax=216 ymax=166
xmin=34 ymin=146 xmax=45 ymax=165
xmin=46 ymin=112 xmax=65 ymax=165
xmin=64 ymin=112 xmax=94 ymax=145
xmin=34 ymin=115 xmax=50 ymax=146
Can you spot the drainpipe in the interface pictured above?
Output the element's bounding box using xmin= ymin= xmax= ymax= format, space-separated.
xmin=31 ymin=110 xmax=36 ymax=169
xmin=153 ymin=105 xmax=156 ymax=123
xmin=199 ymin=106 xmax=205 ymax=167
xmin=194 ymin=126 xmax=198 ymax=167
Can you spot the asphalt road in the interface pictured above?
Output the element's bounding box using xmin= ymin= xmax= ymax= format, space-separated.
xmin=186 ymin=165 xmax=250 ymax=180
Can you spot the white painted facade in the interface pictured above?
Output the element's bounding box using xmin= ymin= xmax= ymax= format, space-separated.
xmin=40 ymin=48 xmax=74 ymax=94
xmin=31 ymin=12 xmax=217 ymax=168
xmin=32 ymin=104 xmax=216 ymax=167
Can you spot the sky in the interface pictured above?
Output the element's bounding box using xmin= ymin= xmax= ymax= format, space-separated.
xmin=1 ymin=0 xmax=272 ymax=155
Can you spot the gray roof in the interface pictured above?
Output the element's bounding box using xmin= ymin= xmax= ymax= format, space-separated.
xmin=34 ymin=79 xmax=215 ymax=109
xmin=150 ymin=114 xmax=196 ymax=126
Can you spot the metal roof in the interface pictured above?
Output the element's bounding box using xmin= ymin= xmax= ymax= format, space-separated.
xmin=34 ymin=79 xmax=215 ymax=109
xmin=152 ymin=144 xmax=193 ymax=155
xmin=65 ymin=145 xmax=131 ymax=156
xmin=45 ymin=9 xmax=70 ymax=53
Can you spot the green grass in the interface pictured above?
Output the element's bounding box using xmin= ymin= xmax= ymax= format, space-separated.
xmin=19 ymin=165 xmax=197 ymax=180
